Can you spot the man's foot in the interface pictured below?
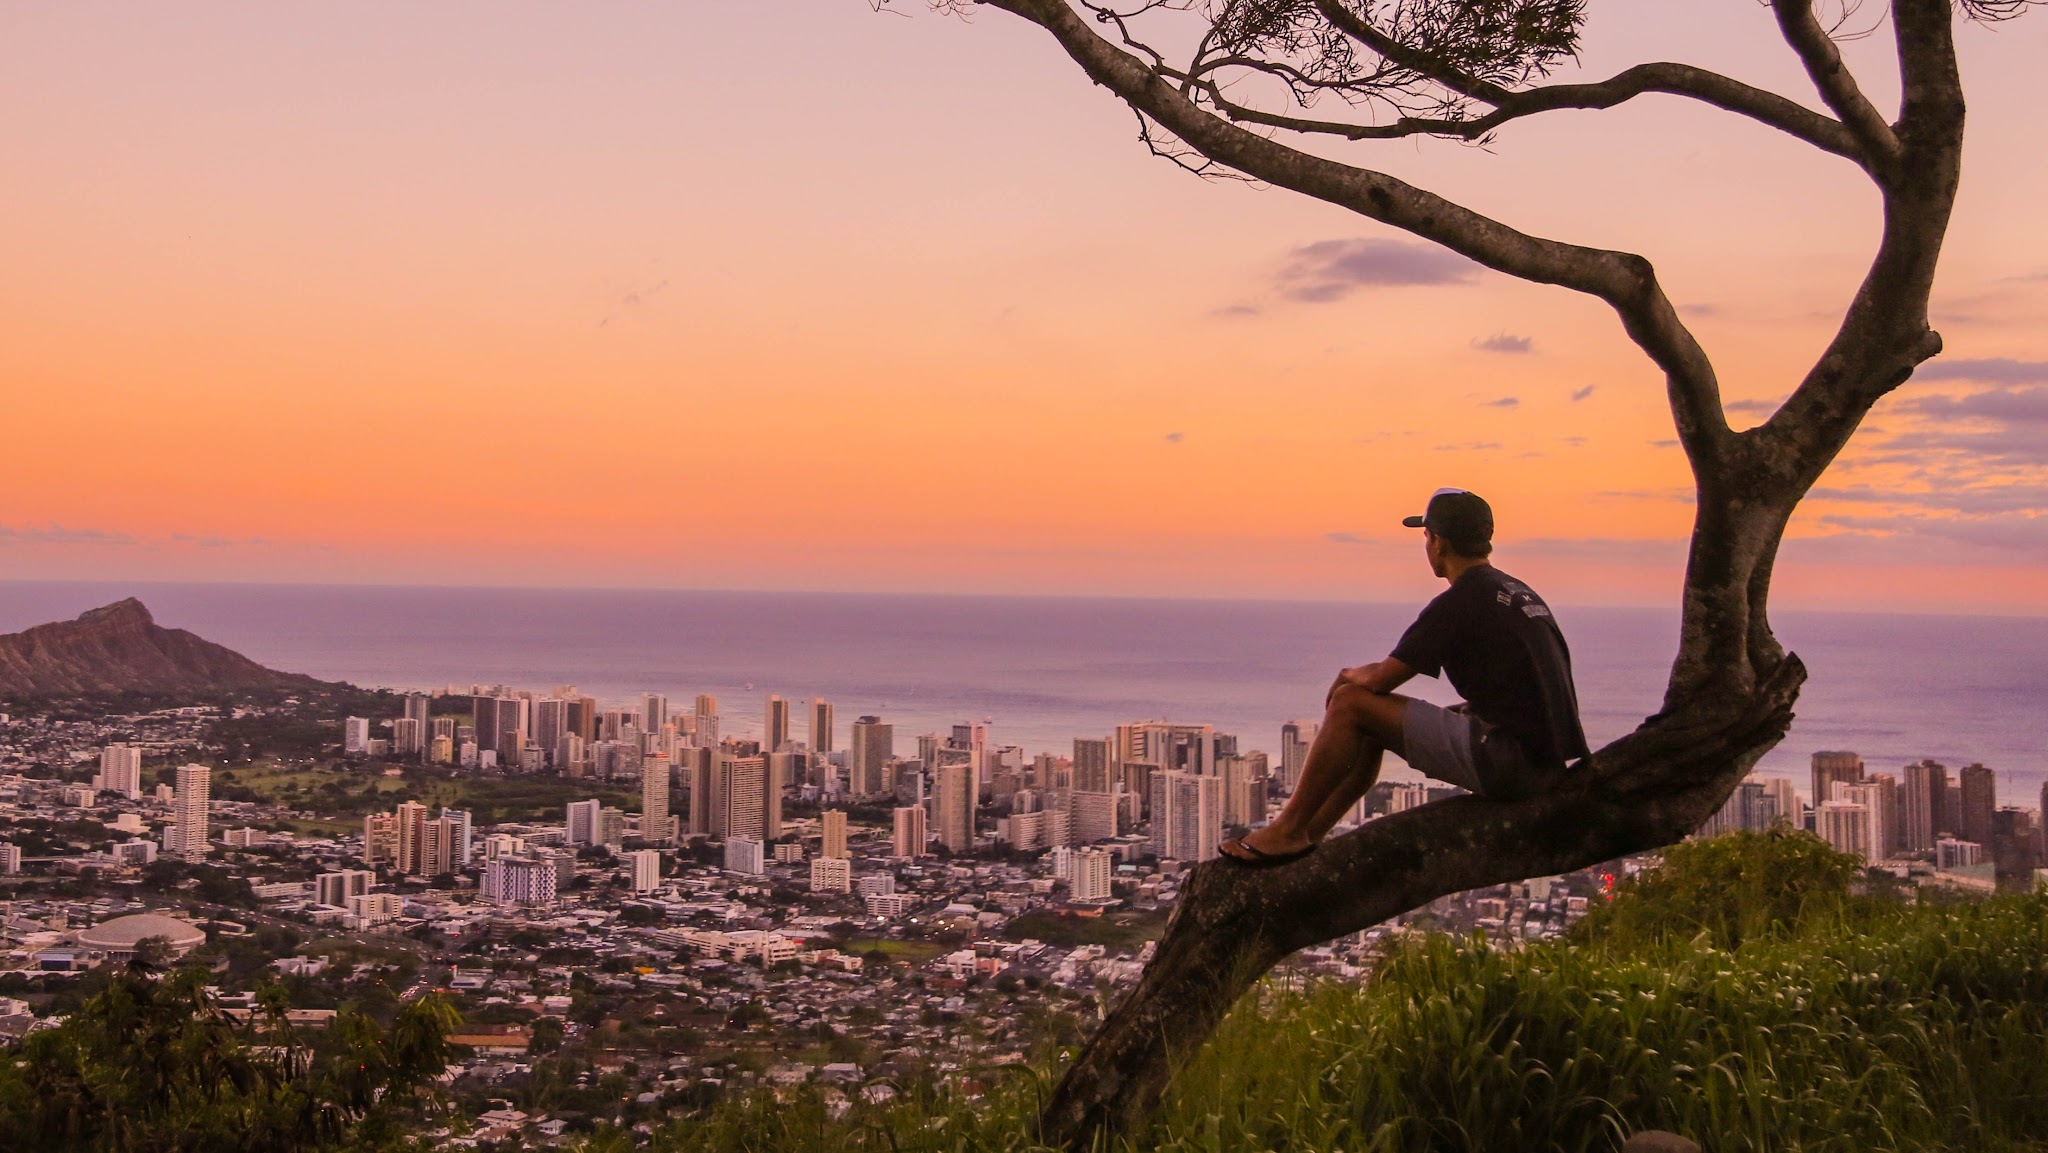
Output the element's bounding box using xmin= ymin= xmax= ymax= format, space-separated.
xmin=1218 ymin=828 xmax=1316 ymax=867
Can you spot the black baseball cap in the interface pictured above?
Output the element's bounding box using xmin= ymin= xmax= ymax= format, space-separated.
xmin=1402 ymin=487 xmax=1493 ymax=547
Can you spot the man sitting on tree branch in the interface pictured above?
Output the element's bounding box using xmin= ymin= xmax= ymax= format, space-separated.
xmin=1222 ymin=488 xmax=1590 ymax=865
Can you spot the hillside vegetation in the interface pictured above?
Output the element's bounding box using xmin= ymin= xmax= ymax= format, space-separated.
xmin=609 ymin=831 xmax=2048 ymax=1153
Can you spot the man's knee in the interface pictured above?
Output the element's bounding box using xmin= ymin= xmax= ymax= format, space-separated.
xmin=1328 ymin=683 xmax=1405 ymax=738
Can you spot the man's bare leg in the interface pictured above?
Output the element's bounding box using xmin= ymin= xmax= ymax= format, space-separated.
xmin=1222 ymin=686 xmax=1409 ymax=860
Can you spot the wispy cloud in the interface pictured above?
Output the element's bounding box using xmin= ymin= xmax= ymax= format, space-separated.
xmin=1274 ymin=238 xmax=1480 ymax=303
xmin=1210 ymin=303 xmax=1261 ymax=319
xmin=1480 ymin=396 xmax=1519 ymax=409
xmin=1898 ymin=385 xmax=2048 ymax=423
xmin=1569 ymin=384 xmax=1596 ymax=402
xmin=1163 ymin=431 xmax=1185 ymax=444
xmin=1433 ymin=440 xmax=1503 ymax=451
xmin=0 ymin=523 xmax=136 ymax=546
xmin=1472 ymin=333 xmax=1533 ymax=354
xmin=1812 ymin=484 xmax=2048 ymax=515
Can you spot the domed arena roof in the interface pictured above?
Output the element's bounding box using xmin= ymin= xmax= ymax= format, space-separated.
xmin=74 ymin=912 xmax=207 ymax=952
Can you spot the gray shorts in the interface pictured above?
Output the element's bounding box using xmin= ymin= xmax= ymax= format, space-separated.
xmin=1402 ymin=700 xmax=1553 ymax=800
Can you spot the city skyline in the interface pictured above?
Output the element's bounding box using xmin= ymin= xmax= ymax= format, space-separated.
xmin=4 ymin=4 xmax=2048 ymax=613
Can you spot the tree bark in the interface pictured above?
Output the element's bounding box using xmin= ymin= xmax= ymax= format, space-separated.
xmin=946 ymin=1 xmax=1974 ymax=1147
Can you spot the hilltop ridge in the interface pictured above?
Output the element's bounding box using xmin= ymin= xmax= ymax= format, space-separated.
xmin=0 ymin=597 xmax=328 ymax=697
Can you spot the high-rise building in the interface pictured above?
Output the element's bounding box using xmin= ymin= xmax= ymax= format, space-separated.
xmin=935 ymin=761 xmax=975 ymax=853
xmin=403 ymin=694 xmax=431 ymax=755
xmin=535 ymin=698 xmax=570 ymax=764
xmin=482 ymin=856 xmax=558 ymax=906
xmin=693 ymin=694 xmax=720 ymax=748
xmin=393 ymin=801 xmax=429 ymax=875
xmin=1835 ymin=779 xmax=1895 ymax=861
xmin=1118 ymin=722 xmax=1217 ymax=779
xmin=1064 ymin=846 xmax=1114 ymax=901
xmin=597 ymin=806 xmax=626 ymax=847
xmin=764 ymin=695 xmax=792 ymax=753
xmin=809 ymin=697 xmax=835 ymax=757
xmin=642 ymin=754 xmax=672 ymax=845
xmin=389 ymin=717 xmax=423 ymax=758
xmin=1817 ymin=797 xmax=1871 ymax=859
xmin=892 ymin=805 xmax=928 ymax=858
xmin=821 ymin=809 xmax=848 ymax=859
xmin=809 ymin=856 xmax=852 ymax=893
xmin=643 ymin=693 xmax=670 ymax=735
xmin=724 ymin=836 xmax=765 ymax=875
xmin=851 ymin=717 xmax=893 ymax=797
xmin=1220 ymin=756 xmax=1266 ymax=827
xmin=0 ymin=844 xmax=19 ymax=875
xmin=441 ymin=808 xmax=474 ymax=866
xmin=716 ymin=754 xmax=778 ymax=842
xmin=168 ymin=764 xmax=211 ymax=862
xmin=420 ymin=814 xmax=460 ymax=877
xmin=1072 ymin=738 xmax=1112 ymax=794
xmin=626 ymin=848 xmax=663 ymax=892
xmin=567 ymin=696 xmax=599 ymax=744
xmin=1151 ymin=770 xmax=1222 ymax=863
xmin=1903 ymin=759 xmax=1948 ymax=853
xmin=344 ymin=717 xmax=371 ymax=755
xmin=1959 ymin=763 xmax=1997 ymax=846
xmin=99 ymin=745 xmax=143 ymax=799
xmin=1070 ymin=790 xmax=1121 ymax=844
xmin=315 ymin=870 xmax=374 ymax=907
xmin=362 ymin=812 xmax=398 ymax=864
xmin=1811 ymin=751 xmax=1864 ymax=816
xmin=566 ymin=798 xmax=602 ymax=846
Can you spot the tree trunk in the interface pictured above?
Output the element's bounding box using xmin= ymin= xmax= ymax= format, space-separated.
xmin=1038 ymin=653 xmax=1806 ymax=1149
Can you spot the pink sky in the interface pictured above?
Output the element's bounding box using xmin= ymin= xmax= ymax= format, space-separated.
xmin=3 ymin=2 xmax=2045 ymax=613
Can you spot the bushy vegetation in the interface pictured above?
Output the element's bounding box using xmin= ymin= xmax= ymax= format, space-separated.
xmin=601 ymin=831 xmax=2048 ymax=1153
xmin=0 ymin=965 xmax=461 ymax=1153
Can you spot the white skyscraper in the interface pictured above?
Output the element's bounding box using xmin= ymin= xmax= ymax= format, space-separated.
xmin=893 ymin=805 xmax=929 ymax=858
xmin=626 ymin=848 xmax=663 ymax=892
xmin=99 ymin=745 xmax=144 ymax=799
xmin=694 ymin=694 xmax=720 ymax=748
xmin=566 ymin=799 xmax=602 ymax=846
xmin=344 ymin=717 xmax=371 ymax=755
xmin=724 ymin=836 xmax=765 ymax=876
xmin=171 ymin=763 xmax=211 ymax=862
xmin=1151 ymin=770 xmax=1222 ymax=863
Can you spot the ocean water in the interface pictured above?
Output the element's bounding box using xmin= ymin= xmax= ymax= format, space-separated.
xmin=2 ymin=581 xmax=2042 ymax=803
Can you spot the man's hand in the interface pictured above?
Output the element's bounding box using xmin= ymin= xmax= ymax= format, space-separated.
xmin=1325 ymin=658 xmax=1418 ymax=706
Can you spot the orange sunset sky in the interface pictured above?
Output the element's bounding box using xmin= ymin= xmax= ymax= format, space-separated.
xmin=3 ymin=2 xmax=2045 ymax=614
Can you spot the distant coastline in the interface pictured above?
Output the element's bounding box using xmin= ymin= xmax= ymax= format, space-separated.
xmin=4 ymin=579 xmax=2043 ymax=801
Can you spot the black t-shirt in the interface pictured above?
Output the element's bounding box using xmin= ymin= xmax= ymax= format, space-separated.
xmin=1390 ymin=565 xmax=1590 ymax=769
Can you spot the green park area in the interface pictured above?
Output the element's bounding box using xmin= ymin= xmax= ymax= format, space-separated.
xmin=211 ymin=761 xmax=635 ymax=825
xmin=1002 ymin=908 xmax=1170 ymax=951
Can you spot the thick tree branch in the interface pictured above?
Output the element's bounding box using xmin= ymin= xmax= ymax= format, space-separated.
xmin=1755 ymin=0 xmax=1960 ymax=481
xmin=1770 ymin=0 xmax=1904 ymax=180
xmin=979 ymin=0 xmax=1734 ymax=468
xmin=1039 ymin=655 xmax=1807 ymax=1147
xmin=1189 ymin=58 xmax=1866 ymax=163
xmin=1304 ymin=0 xmax=1872 ymax=170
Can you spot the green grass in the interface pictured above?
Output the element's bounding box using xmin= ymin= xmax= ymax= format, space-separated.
xmin=212 ymin=761 xmax=633 ymax=823
xmin=591 ymin=832 xmax=2048 ymax=1153
xmin=1004 ymin=909 xmax=1170 ymax=951
xmin=843 ymin=938 xmax=947 ymax=962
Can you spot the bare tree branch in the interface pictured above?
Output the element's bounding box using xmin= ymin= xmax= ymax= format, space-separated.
xmin=1770 ymin=0 xmax=1905 ymax=179
xmin=979 ymin=0 xmax=1735 ymax=468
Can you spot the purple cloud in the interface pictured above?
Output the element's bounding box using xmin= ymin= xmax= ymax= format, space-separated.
xmin=1275 ymin=238 xmax=1480 ymax=303
xmin=1473 ymin=333 xmax=1534 ymax=354
xmin=1912 ymin=358 xmax=2048 ymax=384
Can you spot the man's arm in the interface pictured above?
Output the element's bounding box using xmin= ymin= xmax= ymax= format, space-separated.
xmin=1328 ymin=657 xmax=1418 ymax=704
